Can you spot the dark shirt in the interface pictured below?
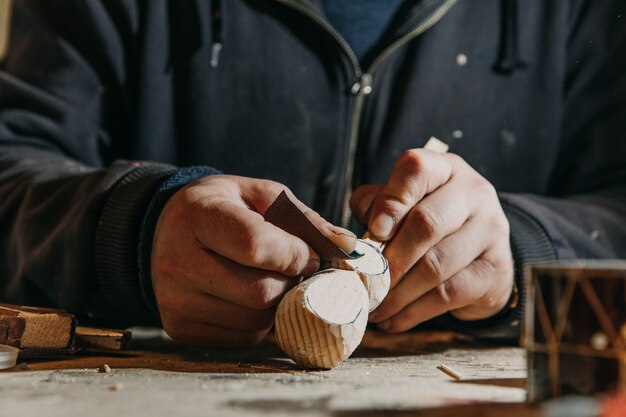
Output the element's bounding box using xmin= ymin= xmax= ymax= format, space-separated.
xmin=320 ymin=0 xmax=404 ymax=61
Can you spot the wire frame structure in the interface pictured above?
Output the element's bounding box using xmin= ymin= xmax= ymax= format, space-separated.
xmin=523 ymin=261 xmax=626 ymax=401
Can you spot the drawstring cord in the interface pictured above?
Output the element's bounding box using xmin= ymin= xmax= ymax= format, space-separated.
xmin=210 ymin=0 xmax=223 ymax=68
xmin=206 ymin=0 xmax=521 ymax=74
xmin=493 ymin=0 xmax=526 ymax=75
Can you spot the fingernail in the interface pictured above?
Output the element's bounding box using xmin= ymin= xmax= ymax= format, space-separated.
xmin=358 ymin=193 xmax=377 ymax=221
xmin=377 ymin=319 xmax=392 ymax=332
xmin=370 ymin=214 xmax=394 ymax=240
xmin=324 ymin=224 xmax=358 ymax=254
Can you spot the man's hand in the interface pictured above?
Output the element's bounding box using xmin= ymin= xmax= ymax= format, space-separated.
xmin=350 ymin=149 xmax=514 ymax=333
xmin=151 ymin=175 xmax=356 ymax=348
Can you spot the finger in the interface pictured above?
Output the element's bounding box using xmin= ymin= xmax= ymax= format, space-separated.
xmin=376 ymin=261 xmax=488 ymax=333
xmin=302 ymin=209 xmax=358 ymax=254
xmin=240 ymin=178 xmax=309 ymax=213
xmin=244 ymin=179 xmax=355 ymax=251
xmin=451 ymin=245 xmax=514 ymax=321
xmin=350 ymin=184 xmax=384 ymax=225
xmin=370 ymin=217 xmax=491 ymax=323
xmin=267 ymin=185 xmax=358 ymax=254
xmin=153 ymin=246 xmax=301 ymax=310
xmin=162 ymin=316 xmax=272 ymax=348
xmin=192 ymin=198 xmax=320 ymax=277
xmin=157 ymin=287 xmax=277 ymax=332
xmin=383 ymin=177 xmax=475 ymax=288
xmin=368 ymin=150 xmax=453 ymax=241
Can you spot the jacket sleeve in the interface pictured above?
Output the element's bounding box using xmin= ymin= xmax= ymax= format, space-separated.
xmin=0 ymin=1 xmax=177 ymax=325
xmin=441 ymin=1 xmax=626 ymax=341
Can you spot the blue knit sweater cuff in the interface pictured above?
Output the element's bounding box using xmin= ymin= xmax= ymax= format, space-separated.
xmin=137 ymin=166 xmax=221 ymax=320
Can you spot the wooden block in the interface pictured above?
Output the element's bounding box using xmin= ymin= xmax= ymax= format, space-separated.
xmin=274 ymin=269 xmax=369 ymax=369
xmin=76 ymin=326 xmax=131 ymax=351
xmin=0 ymin=303 xmax=75 ymax=350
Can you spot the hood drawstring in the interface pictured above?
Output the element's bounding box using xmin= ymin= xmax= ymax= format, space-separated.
xmin=210 ymin=0 xmax=223 ymax=68
xmin=493 ymin=0 xmax=526 ymax=75
xmin=166 ymin=0 xmax=221 ymax=70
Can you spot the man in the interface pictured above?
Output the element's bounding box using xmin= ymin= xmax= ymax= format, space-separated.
xmin=0 ymin=0 xmax=625 ymax=348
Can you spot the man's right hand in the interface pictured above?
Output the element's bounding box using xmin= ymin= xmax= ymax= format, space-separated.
xmin=151 ymin=175 xmax=354 ymax=348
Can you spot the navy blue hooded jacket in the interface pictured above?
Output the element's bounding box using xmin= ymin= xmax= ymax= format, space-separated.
xmin=0 ymin=0 xmax=625 ymax=340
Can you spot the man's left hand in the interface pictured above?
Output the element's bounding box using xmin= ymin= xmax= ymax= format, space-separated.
xmin=350 ymin=148 xmax=514 ymax=332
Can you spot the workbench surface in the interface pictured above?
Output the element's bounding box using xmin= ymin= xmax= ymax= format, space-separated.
xmin=0 ymin=330 xmax=534 ymax=417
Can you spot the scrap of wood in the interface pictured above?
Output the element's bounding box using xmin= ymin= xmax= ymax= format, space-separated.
xmin=437 ymin=363 xmax=463 ymax=381
xmin=0 ymin=303 xmax=75 ymax=350
xmin=97 ymin=364 xmax=112 ymax=373
xmin=76 ymin=326 xmax=131 ymax=351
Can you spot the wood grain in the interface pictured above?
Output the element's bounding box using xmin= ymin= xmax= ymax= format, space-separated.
xmin=328 ymin=238 xmax=390 ymax=311
xmin=274 ymin=269 xmax=369 ymax=369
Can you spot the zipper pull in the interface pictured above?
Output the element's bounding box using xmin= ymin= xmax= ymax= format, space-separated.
xmin=350 ymin=73 xmax=373 ymax=96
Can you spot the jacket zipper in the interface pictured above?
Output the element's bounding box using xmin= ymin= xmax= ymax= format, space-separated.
xmin=276 ymin=0 xmax=458 ymax=228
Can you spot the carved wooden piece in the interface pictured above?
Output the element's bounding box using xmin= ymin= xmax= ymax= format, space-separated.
xmin=328 ymin=238 xmax=390 ymax=311
xmin=274 ymin=269 xmax=370 ymax=369
xmin=275 ymin=137 xmax=448 ymax=369
xmin=276 ymin=239 xmax=389 ymax=368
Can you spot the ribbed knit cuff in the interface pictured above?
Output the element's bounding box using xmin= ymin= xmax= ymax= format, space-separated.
xmin=138 ymin=166 xmax=221 ymax=320
xmin=433 ymin=200 xmax=558 ymax=342
xmin=95 ymin=162 xmax=177 ymax=326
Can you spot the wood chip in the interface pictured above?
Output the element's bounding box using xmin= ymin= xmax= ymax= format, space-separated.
xmin=437 ymin=363 xmax=462 ymax=381
xmin=98 ymin=364 xmax=112 ymax=373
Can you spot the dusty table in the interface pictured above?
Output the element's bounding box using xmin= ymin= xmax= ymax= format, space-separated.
xmin=0 ymin=329 xmax=534 ymax=417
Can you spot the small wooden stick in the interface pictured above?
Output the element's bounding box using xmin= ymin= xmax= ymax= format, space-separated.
xmin=437 ymin=363 xmax=462 ymax=381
